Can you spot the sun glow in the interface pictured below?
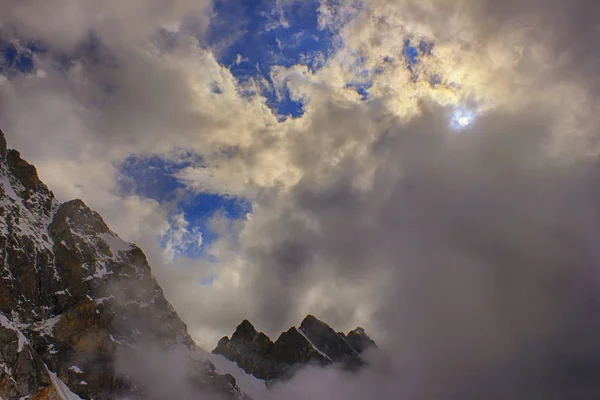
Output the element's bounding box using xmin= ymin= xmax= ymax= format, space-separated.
xmin=451 ymin=109 xmax=476 ymax=129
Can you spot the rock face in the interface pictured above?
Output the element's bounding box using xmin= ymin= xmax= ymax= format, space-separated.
xmin=213 ymin=315 xmax=376 ymax=383
xmin=0 ymin=129 xmax=249 ymax=399
xmin=345 ymin=327 xmax=377 ymax=354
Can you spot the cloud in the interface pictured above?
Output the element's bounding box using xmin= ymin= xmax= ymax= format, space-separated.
xmin=2 ymin=0 xmax=600 ymax=398
xmin=216 ymin=0 xmax=600 ymax=398
xmin=162 ymin=213 xmax=203 ymax=261
xmin=0 ymin=0 xmax=213 ymax=51
xmin=0 ymin=0 xmax=283 ymax=349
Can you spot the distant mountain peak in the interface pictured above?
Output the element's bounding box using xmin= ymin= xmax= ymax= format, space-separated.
xmin=299 ymin=314 xmax=326 ymax=330
xmin=232 ymin=319 xmax=260 ymax=340
xmin=346 ymin=326 xmax=377 ymax=354
xmin=213 ymin=315 xmax=376 ymax=383
xmin=300 ymin=314 xmax=318 ymax=324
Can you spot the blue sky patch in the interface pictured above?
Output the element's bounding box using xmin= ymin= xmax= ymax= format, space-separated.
xmin=205 ymin=0 xmax=336 ymax=119
xmin=201 ymin=275 xmax=218 ymax=286
xmin=0 ymin=39 xmax=40 ymax=76
xmin=345 ymin=81 xmax=371 ymax=101
xmin=117 ymin=154 xmax=251 ymax=258
xmin=401 ymin=38 xmax=435 ymax=82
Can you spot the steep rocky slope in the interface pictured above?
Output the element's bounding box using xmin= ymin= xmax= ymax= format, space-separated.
xmin=213 ymin=315 xmax=376 ymax=384
xmin=0 ymin=129 xmax=249 ymax=400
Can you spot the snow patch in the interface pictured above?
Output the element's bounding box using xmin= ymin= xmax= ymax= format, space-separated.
xmin=100 ymin=232 xmax=133 ymax=258
xmin=93 ymin=264 xmax=113 ymax=279
xmin=69 ymin=365 xmax=83 ymax=374
xmin=337 ymin=332 xmax=360 ymax=355
xmin=0 ymin=313 xmax=28 ymax=352
xmin=296 ymin=327 xmax=332 ymax=361
xmin=109 ymin=334 xmax=123 ymax=344
xmin=95 ymin=295 xmax=114 ymax=304
xmin=0 ymin=167 xmax=57 ymax=251
xmin=125 ymin=299 xmax=151 ymax=309
xmin=210 ymin=354 xmax=267 ymax=399
xmin=48 ymin=343 xmax=59 ymax=354
xmin=47 ymin=368 xmax=84 ymax=400
xmin=0 ymin=174 xmax=20 ymax=203
xmin=32 ymin=315 xmax=62 ymax=337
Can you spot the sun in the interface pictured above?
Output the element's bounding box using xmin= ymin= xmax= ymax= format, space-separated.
xmin=457 ymin=115 xmax=472 ymax=127
xmin=451 ymin=108 xmax=476 ymax=129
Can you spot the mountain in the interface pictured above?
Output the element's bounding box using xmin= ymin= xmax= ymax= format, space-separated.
xmin=0 ymin=128 xmax=249 ymax=400
xmin=212 ymin=315 xmax=376 ymax=384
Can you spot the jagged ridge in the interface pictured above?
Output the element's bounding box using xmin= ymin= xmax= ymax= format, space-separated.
xmin=213 ymin=315 xmax=376 ymax=383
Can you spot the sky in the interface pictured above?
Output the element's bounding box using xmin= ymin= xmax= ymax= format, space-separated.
xmin=2 ymin=0 xmax=600 ymax=398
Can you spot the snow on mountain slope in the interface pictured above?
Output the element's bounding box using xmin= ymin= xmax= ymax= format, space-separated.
xmin=0 ymin=128 xmax=250 ymax=399
xmin=0 ymin=312 xmax=27 ymax=352
xmin=210 ymin=354 xmax=267 ymax=399
xmin=48 ymin=368 xmax=85 ymax=400
xmin=0 ymin=313 xmax=84 ymax=400
xmin=296 ymin=327 xmax=333 ymax=362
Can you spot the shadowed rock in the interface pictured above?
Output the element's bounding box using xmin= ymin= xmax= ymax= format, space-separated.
xmin=213 ymin=315 xmax=376 ymax=384
xmin=345 ymin=327 xmax=377 ymax=354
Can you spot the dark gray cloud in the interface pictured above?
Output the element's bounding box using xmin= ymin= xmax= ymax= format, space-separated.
xmin=262 ymin=107 xmax=597 ymax=397
xmin=473 ymin=0 xmax=600 ymax=92
xmin=244 ymin=103 xmax=600 ymax=398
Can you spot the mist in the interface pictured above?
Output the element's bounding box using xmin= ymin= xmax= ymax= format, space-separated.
xmin=247 ymin=103 xmax=600 ymax=399
xmin=2 ymin=0 xmax=600 ymax=398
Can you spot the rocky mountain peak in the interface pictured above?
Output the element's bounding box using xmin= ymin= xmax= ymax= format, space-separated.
xmin=213 ymin=315 xmax=376 ymax=384
xmin=298 ymin=315 xmax=362 ymax=368
xmin=0 ymin=129 xmax=250 ymax=400
xmin=51 ymin=198 xmax=110 ymax=238
xmin=232 ymin=319 xmax=260 ymax=341
xmin=6 ymin=149 xmax=43 ymax=193
xmin=346 ymin=327 xmax=377 ymax=354
xmin=298 ymin=314 xmax=321 ymax=329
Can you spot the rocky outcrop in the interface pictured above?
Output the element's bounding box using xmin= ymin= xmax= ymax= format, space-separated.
xmin=345 ymin=327 xmax=376 ymax=354
xmin=0 ymin=315 xmax=51 ymax=399
xmin=214 ymin=320 xmax=277 ymax=381
xmin=0 ymin=128 xmax=249 ymax=400
xmin=298 ymin=315 xmax=362 ymax=368
xmin=213 ymin=315 xmax=376 ymax=383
